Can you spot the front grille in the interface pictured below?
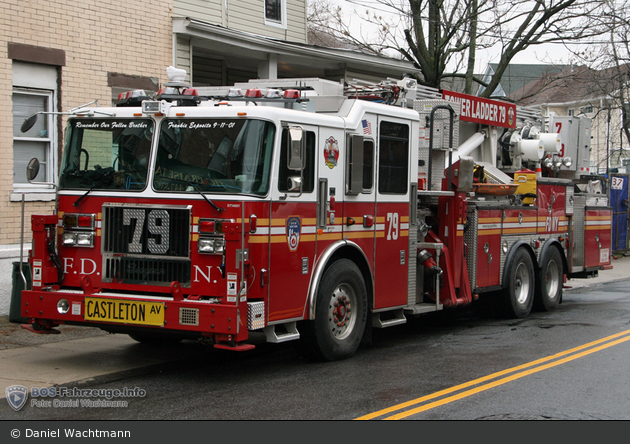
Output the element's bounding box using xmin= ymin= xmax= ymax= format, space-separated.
xmin=102 ymin=204 xmax=190 ymax=257
xmin=103 ymin=257 xmax=191 ymax=285
xmin=101 ymin=204 xmax=192 ymax=286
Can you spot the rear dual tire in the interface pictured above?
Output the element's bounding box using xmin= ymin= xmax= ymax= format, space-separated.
xmin=503 ymin=245 xmax=563 ymax=318
xmin=534 ymin=246 xmax=563 ymax=311
xmin=504 ymin=248 xmax=535 ymax=318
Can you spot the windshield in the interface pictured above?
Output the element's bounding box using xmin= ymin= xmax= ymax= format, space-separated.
xmin=60 ymin=118 xmax=153 ymax=190
xmin=153 ymin=118 xmax=275 ymax=196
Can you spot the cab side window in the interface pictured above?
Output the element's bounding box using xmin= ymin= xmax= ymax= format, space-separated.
xmin=378 ymin=121 xmax=409 ymax=194
xmin=278 ymin=129 xmax=315 ymax=193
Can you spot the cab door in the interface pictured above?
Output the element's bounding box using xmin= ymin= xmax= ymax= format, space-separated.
xmin=315 ymin=126 xmax=346 ymax=253
xmin=267 ymin=125 xmax=319 ymax=323
xmin=342 ymin=117 xmax=377 ymax=288
xmin=373 ymin=118 xmax=412 ymax=309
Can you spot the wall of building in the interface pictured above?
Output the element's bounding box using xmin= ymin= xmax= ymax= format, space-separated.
xmin=590 ymin=104 xmax=626 ymax=173
xmin=2 ymin=0 xmax=174 ymax=244
xmin=0 ymin=0 xmax=173 ymax=316
xmin=174 ymin=0 xmax=307 ymax=43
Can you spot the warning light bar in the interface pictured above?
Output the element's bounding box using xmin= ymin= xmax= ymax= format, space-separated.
xmin=116 ymin=90 xmax=155 ymax=107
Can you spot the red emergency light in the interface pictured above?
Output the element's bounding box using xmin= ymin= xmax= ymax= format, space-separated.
xmin=245 ymin=89 xmax=263 ymax=98
xmin=283 ymin=90 xmax=300 ymax=99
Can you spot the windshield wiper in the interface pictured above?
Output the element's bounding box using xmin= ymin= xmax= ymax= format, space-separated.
xmin=189 ymin=181 xmax=224 ymax=213
xmin=73 ymin=167 xmax=118 ymax=206
xmin=74 ymin=184 xmax=97 ymax=207
xmin=163 ymin=178 xmax=224 ymax=213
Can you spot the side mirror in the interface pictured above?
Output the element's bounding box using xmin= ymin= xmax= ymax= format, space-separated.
xmin=287 ymin=127 xmax=305 ymax=170
xmin=287 ymin=176 xmax=302 ymax=192
xmin=26 ymin=158 xmax=40 ymax=182
xmin=21 ymin=114 xmax=39 ymax=133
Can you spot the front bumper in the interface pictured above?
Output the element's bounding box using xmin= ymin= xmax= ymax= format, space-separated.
xmin=21 ymin=288 xmax=250 ymax=344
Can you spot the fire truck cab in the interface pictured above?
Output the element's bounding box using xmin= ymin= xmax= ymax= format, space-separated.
xmin=17 ymin=69 xmax=612 ymax=361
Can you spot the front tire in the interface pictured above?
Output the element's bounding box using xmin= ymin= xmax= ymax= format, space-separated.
xmin=534 ymin=246 xmax=563 ymax=311
xmin=298 ymin=259 xmax=368 ymax=361
xmin=504 ymin=247 xmax=535 ymax=318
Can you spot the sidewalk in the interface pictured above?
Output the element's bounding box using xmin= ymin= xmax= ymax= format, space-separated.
xmin=1 ymin=254 xmax=630 ymax=398
xmin=562 ymin=252 xmax=630 ymax=289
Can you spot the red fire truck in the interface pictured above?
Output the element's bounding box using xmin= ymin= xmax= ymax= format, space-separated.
xmin=17 ymin=69 xmax=612 ymax=361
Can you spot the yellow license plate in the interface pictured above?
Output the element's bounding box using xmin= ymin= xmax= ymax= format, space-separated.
xmin=84 ymin=298 xmax=165 ymax=326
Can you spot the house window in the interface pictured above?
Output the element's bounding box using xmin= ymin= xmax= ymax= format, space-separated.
xmin=579 ymin=105 xmax=594 ymax=115
xmin=11 ymin=61 xmax=58 ymax=198
xmin=12 ymin=89 xmax=54 ymax=187
xmin=265 ymin=0 xmax=286 ymax=28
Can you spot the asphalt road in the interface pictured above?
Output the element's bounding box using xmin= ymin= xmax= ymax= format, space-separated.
xmin=1 ymin=256 xmax=630 ymax=422
xmin=2 ymin=276 xmax=630 ymax=421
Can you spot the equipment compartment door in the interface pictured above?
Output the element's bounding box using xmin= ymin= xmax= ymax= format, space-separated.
xmin=584 ymin=206 xmax=613 ymax=269
xmin=475 ymin=208 xmax=502 ymax=289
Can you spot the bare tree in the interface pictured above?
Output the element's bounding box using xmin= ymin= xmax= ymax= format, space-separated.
xmin=552 ymin=2 xmax=630 ymax=170
xmin=309 ymin=0 xmax=609 ymax=95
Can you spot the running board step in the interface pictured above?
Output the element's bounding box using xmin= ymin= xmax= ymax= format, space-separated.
xmin=263 ymin=322 xmax=300 ymax=343
xmin=372 ymin=309 xmax=407 ymax=328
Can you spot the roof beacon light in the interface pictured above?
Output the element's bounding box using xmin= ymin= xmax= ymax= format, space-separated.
xmin=265 ymin=89 xmax=282 ymax=99
xmin=228 ymin=88 xmax=243 ymax=98
xmin=245 ymin=88 xmax=263 ymax=98
xmin=284 ymin=90 xmax=300 ymax=99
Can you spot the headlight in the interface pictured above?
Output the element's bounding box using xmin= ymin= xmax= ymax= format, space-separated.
xmin=76 ymin=232 xmax=94 ymax=247
xmin=198 ymin=237 xmax=225 ymax=254
xmin=198 ymin=238 xmax=215 ymax=254
xmin=62 ymin=232 xmax=77 ymax=246
xmin=553 ymin=157 xmax=563 ymax=168
xmin=214 ymin=238 xmax=225 ymax=254
xmin=563 ymin=157 xmax=573 ymax=167
xmin=543 ymin=157 xmax=553 ymax=168
xmin=62 ymin=231 xmax=94 ymax=247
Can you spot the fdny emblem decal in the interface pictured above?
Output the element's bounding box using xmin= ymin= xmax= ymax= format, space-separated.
xmin=324 ymin=136 xmax=339 ymax=169
xmin=287 ymin=217 xmax=301 ymax=251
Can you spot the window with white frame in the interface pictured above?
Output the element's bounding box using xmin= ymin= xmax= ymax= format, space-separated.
xmin=265 ymin=0 xmax=287 ymax=28
xmin=13 ymin=89 xmax=53 ymax=186
xmin=11 ymin=62 xmax=58 ymax=197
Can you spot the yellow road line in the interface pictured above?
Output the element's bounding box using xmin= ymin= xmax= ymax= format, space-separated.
xmin=356 ymin=328 xmax=630 ymax=420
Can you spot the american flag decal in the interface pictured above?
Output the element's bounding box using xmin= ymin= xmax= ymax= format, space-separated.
xmin=362 ymin=119 xmax=372 ymax=135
